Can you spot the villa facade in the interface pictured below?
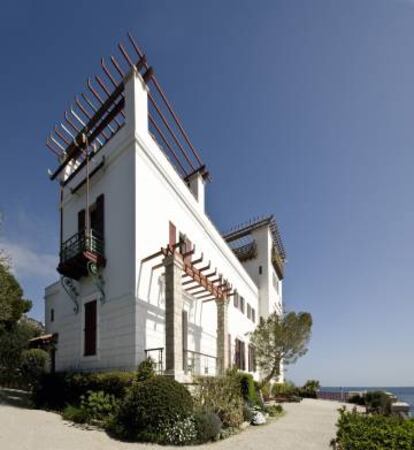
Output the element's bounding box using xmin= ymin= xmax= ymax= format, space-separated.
xmin=44 ymin=36 xmax=286 ymax=382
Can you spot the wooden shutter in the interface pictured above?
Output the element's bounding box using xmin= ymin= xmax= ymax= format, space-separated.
xmin=78 ymin=209 xmax=86 ymax=233
xmin=169 ymin=222 xmax=176 ymax=248
xmin=95 ymin=194 xmax=104 ymax=237
xmin=240 ymin=341 xmax=246 ymax=371
xmin=235 ymin=338 xmax=241 ymax=369
xmin=84 ymin=300 xmax=97 ymax=356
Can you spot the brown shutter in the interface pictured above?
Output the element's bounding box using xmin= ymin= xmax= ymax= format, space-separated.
xmin=248 ymin=345 xmax=252 ymax=372
xmin=78 ymin=209 xmax=86 ymax=233
xmin=84 ymin=300 xmax=97 ymax=356
xmin=235 ymin=339 xmax=240 ymax=369
xmin=240 ymin=341 xmax=246 ymax=371
xmin=169 ymin=222 xmax=176 ymax=248
xmin=95 ymin=194 xmax=104 ymax=237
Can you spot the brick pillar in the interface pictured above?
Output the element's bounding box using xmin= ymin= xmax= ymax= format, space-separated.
xmin=164 ymin=253 xmax=185 ymax=381
xmin=216 ymin=298 xmax=229 ymax=375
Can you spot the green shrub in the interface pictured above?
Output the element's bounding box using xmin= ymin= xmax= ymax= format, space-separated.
xmin=265 ymin=404 xmax=284 ymax=417
xmin=110 ymin=376 xmax=193 ymax=441
xmin=298 ymin=379 xmax=320 ymax=398
xmin=80 ymin=390 xmax=118 ymax=423
xmin=365 ymin=391 xmax=392 ymax=415
xmin=235 ymin=372 xmax=260 ymax=406
xmin=62 ymin=404 xmax=89 ymax=423
xmin=33 ymin=371 xmax=134 ymax=410
xmin=272 ymin=380 xmax=298 ymax=397
xmin=333 ymin=407 xmax=414 ymax=450
xmin=348 ymin=393 xmax=366 ymax=406
xmin=20 ymin=349 xmax=49 ymax=388
xmin=136 ymin=357 xmax=155 ymax=382
xmin=194 ymin=411 xmax=222 ymax=443
xmin=194 ymin=370 xmax=244 ymax=428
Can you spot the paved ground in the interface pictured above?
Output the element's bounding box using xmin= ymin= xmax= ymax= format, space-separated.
xmin=0 ymin=390 xmax=351 ymax=450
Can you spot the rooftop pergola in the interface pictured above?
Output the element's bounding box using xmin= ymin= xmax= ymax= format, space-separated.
xmin=46 ymin=33 xmax=209 ymax=185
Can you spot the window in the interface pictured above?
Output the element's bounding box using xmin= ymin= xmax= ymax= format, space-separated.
xmin=251 ymin=308 xmax=256 ymax=323
xmin=235 ymin=338 xmax=245 ymax=370
xmin=233 ymin=292 xmax=239 ymax=308
xmin=247 ymin=303 xmax=251 ymax=319
xmin=259 ymin=265 xmax=262 ymax=275
xmin=240 ymin=296 xmax=245 ymax=314
xmin=50 ymin=308 xmax=54 ymax=322
xmin=78 ymin=194 xmax=104 ymax=237
xmin=84 ymin=300 xmax=97 ymax=356
xmin=248 ymin=344 xmax=256 ymax=372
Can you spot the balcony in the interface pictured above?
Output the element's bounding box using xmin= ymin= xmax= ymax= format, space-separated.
xmin=272 ymin=247 xmax=284 ymax=280
xmin=57 ymin=229 xmax=105 ymax=280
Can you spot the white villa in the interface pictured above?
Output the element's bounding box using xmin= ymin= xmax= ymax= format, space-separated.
xmin=43 ymin=35 xmax=286 ymax=382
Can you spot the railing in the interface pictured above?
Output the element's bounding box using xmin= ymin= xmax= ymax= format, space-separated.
xmin=60 ymin=228 xmax=104 ymax=263
xmin=184 ymin=350 xmax=217 ymax=376
xmin=145 ymin=347 xmax=164 ymax=374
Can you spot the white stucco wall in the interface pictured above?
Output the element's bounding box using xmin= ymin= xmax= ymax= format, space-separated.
xmin=45 ymin=69 xmax=282 ymax=380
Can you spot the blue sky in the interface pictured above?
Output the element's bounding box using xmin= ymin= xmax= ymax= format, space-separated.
xmin=1 ymin=0 xmax=414 ymax=386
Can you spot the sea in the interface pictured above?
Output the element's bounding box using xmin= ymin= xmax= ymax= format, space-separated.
xmin=321 ymin=387 xmax=414 ymax=416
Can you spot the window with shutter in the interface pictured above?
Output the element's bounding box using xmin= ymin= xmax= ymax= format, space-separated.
xmin=233 ymin=292 xmax=239 ymax=308
xmin=95 ymin=194 xmax=104 ymax=237
xmin=78 ymin=209 xmax=86 ymax=233
xmin=240 ymin=296 xmax=245 ymax=314
xmin=84 ymin=300 xmax=97 ymax=356
xmin=240 ymin=341 xmax=246 ymax=371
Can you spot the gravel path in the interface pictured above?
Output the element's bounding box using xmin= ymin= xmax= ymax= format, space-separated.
xmin=0 ymin=391 xmax=350 ymax=450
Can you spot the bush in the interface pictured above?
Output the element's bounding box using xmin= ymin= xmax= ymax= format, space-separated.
xmin=161 ymin=416 xmax=198 ymax=445
xmin=348 ymin=393 xmax=366 ymax=406
xmin=265 ymin=404 xmax=284 ymax=417
xmin=80 ymin=390 xmax=118 ymax=423
xmin=20 ymin=349 xmax=49 ymax=388
xmin=110 ymin=376 xmax=193 ymax=441
xmin=33 ymin=371 xmax=134 ymax=410
xmin=333 ymin=407 xmax=414 ymax=450
xmin=365 ymin=391 xmax=392 ymax=415
xmin=194 ymin=369 xmax=244 ymax=428
xmin=136 ymin=358 xmax=155 ymax=382
xmin=62 ymin=404 xmax=89 ymax=424
xmin=235 ymin=372 xmax=260 ymax=406
xmin=194 ymin=411 xmax=222 ymax=443
xmin=272 ymin=380 xmax=298 ymax=398
xmin=299 ymin=379 xmax=320 ymax=398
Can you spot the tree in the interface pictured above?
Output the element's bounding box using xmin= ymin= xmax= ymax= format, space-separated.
xmin=0 ymin=259 xmax=32 ymax=326
xmin=0 ymin=256 xmax=38 ymax=375
xmin=250 ymin=311 xmax=312 ymax=385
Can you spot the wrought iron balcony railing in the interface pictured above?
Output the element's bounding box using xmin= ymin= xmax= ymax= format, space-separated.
xmin=58 ymin=228 xmax=105 ymax=280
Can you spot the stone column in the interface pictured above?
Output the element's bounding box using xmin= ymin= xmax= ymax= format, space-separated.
xmin=164 ymin=252 xmax=185 ymax=381
xmin=216 ymin=298 xmax=230 ymax=375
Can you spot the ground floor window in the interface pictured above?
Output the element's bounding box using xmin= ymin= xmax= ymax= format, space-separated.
xmin=84 ymin=300 xmax=97 ymax=356
xmin=248 ymin=344 xmax=256 ymax=372
xmin=235 ymin=338 xmax=245 ymax=370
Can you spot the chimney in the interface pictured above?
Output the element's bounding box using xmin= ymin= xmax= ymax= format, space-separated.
xmin=187 ymin=169 xmax=207 ymax=213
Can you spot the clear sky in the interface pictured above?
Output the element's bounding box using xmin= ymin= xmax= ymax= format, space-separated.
xmin=1 ymin=0 xmax=414 ymax=386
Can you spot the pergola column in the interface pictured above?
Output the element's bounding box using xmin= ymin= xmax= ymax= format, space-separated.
xmin=216 ymin=297 xmax=230 ymax=375
xmin=164 ymin=252 xmax=185 ymax=381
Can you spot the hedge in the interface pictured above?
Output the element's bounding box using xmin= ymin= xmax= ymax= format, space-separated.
xmin=32 ymin=371 xmax=135 ymax=410
xmin=334 ymin=408 xmax=414 ymax=450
